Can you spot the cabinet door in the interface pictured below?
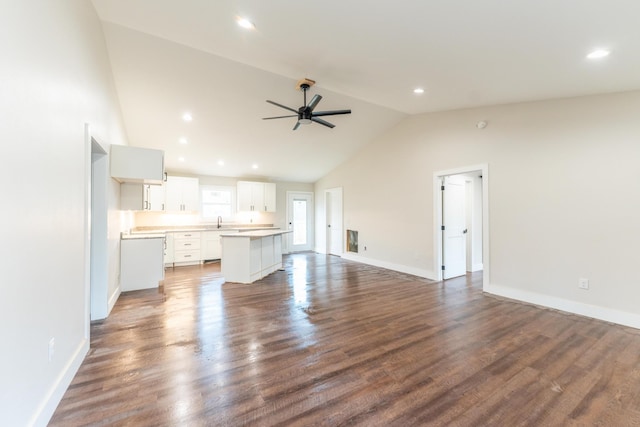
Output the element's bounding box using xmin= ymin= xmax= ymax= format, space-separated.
xmin=164 ymin=176 xmax=183 ymax=211
xmin=181 ymin=177 xmax=200 ymax=211
xmin=237 ymin=181 xmax=254 ymax=211
xmin=202 ymin=231 xmax=222 ymax=260
xmin=164 ymin=233 xmax=174 ymax=264
xmin=145 ymin=184 xmax=165 ymax=211
xmin=263 ymin=183 xmax=276 ymax=212
xmin=165 ymin=176 xmax=200 ymax=211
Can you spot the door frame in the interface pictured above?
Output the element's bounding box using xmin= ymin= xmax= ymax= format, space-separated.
xmin=434 ymin=164 xmax=489 ymax=289
xmin=285 ymin=191 xmax=315 ymax=253
xmin=325 ymin=187 xmax=344 ymax=256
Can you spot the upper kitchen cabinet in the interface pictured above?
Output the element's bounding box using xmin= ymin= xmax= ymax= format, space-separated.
xmin=165 ymin=175 xmax=199 ymax=212
xmin=237 ymin=181 xmax=276 ymax=212
xmin=110 ymin=145 xmax=164 ymax=184
xmin=120 ymin=183 xmax=165 ymax=211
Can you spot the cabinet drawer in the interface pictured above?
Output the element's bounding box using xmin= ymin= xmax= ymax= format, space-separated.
xmin=174 ymin=238 xmax=201 ymax=250
xmin=174 ymin=231 xmax=201 ymax=239
xmin=174 ymin=249 xmax=201 ymax=262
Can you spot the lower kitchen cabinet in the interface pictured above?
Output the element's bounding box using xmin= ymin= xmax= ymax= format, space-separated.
xmin=172 ymin=231 xmax=201 ymax=265
xmin=164 ymin=233 xmax=174 ymax=265
xmin=121 ymin=236 xmax=165 ymax=291
xmin=201 ymin=230 xmax=223 ymax=261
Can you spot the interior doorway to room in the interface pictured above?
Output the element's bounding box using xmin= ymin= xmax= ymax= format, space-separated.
xmin=325 ymin=187 xmax=343 ymax=256
xmin=434 ymin=165 xmax=488 ymax=282
xmin=85 ymin=125 xmax=109 ymax=327
xmin=286 ymin=192 xmax=314 ymax=252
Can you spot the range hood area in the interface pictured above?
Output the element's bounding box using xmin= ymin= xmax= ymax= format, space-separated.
xmin=110 ymin=145 xmax=165 ymax=184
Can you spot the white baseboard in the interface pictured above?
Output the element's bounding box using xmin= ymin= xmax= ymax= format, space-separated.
xmin=485 ymin=283 xmax=640 ymax=330
xmin=108 ymin=286 xmax=121 ymax=316
xmin=31 ymin=338 xmax=89 ymax=427
xmin=341 ymin=253 xmax=436 ymax=280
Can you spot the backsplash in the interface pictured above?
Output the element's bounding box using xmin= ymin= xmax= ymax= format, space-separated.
xmin=133 ymin=210 xmax=276 ymax=228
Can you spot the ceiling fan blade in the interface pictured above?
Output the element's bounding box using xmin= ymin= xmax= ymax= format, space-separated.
xmin=266 ymin=100 xmax=298 ymax=114
xmin=262 ymin=114 xmax=298 ymax=120
xmin=307 ymin=94 xmax=322 ymax=111
xmin=311 ymin=117 xmax=335 ymax=128
xmin=312 ymin=109 xmax=352 ymax=117
xmin=293 ymin=121 xmax=301 ymax=131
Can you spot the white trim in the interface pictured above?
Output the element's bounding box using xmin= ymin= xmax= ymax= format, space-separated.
xmin=342 ymin=253 xmax=437 ymax=281
xmin=486 ymin=283 xmax=640 ymax=330
xmin=31 ymin=338 xmax=89 ymax=427
xmin=83 ymin=124 xmax=91 ymax=340
xmin=108 ymin=286 xmax=121 ymax=315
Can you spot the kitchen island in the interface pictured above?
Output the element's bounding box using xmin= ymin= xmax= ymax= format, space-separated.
xmin=221 ymin=229 xmax=291 ymax=284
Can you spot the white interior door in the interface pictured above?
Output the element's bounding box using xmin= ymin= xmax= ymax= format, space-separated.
xmin=286 ymin=192 xmax=314 ymax=252
xmin=326 ymin=188 xmax=343 ymax=256
xmin=442 ymin=175 xmax=466 ymax=279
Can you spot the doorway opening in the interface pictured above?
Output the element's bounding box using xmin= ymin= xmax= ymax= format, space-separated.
xmin=434 ymin=164 xmax=489 ymax=287
xmin=84 ymin=124 xmax=109 ymax=331
xmin=286 ymin=191 xmax=314 ymax=253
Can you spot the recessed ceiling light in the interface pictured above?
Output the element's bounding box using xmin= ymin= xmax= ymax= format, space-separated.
xmin=178 ymin=157 xmax=185 ymax=162
xmin=586 ymin=49 xmax=610 ymax=60
xmin=218 ymin=160 xmax=225 ymax=166
xmin=413 ymin=88 xmax=425 ymax=94
xmin=182 ymin=112 xmax=192 ymax=122
xmin=179 ymin=137 xmax=188 ymax=145
xmin=236 ymin=17 xmax=255 ymax=30
xmin=252 ymin=164 xmax=258 ymax=169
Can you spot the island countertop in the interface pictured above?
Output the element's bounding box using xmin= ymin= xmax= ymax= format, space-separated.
xmin=220 ymin=229 xmax=291 ymax=239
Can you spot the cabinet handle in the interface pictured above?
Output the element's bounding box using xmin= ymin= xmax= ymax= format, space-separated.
xmin=185 ymin=234 xmax=191 ymax=237
xmin=184 ymin=255 xmax=191 ymax=258
xmin=185 ymin=243 xmax=191 ymax=246
xmin=144 ymin=200 xmax=148 ymax=210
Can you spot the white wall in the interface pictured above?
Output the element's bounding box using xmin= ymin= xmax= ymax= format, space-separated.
xmin=0 ymin=1 xmax=128 ymax=425
xmin=315 ymin=90 xmax=640 ymax=328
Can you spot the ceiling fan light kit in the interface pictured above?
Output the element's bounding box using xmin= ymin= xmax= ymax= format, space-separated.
xmin=263 ymin=78 xmax=351 ymax=130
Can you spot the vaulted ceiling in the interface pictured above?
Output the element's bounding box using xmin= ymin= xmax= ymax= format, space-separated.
xmin=91 ymin=0 xmax=640 ymax=182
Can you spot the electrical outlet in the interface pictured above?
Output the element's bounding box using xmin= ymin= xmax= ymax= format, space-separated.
xmin=48 ymin=337 xmax=55 ymax=362
xmin=578 ymin=278 xmax=589 ymax=290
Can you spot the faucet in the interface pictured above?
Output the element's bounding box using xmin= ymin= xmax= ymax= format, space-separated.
xmin=217 ymin=216 xmax=222 ymax=229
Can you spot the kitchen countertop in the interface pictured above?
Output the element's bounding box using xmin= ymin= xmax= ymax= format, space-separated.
xmin=220 ymin=229 xmax=291 ymax=238
xmin=121 ymin=233 xmax=165 ymax=240
xmin=130 ymin=225 xmax=278 ymax=234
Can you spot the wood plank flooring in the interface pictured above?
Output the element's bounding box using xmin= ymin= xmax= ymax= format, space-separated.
xmin=50 ymin=253 xmax=640 ymax=426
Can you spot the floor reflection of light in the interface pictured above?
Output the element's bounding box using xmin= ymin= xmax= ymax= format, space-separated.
xmin=292 ymin=256 xmax=308 ymax=304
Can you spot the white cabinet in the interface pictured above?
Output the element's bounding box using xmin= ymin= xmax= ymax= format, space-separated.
xmin=165 ymin=176 xmax=199 ymax=212
xmin=221 ymin=231 xmax=287 ymax=284
xmin=237 ymin=181 xmax=276 ymax=212
xmin=145 ymin=185 xmax=165 ymax=211
xmin=164 ymin=233 xmax=174 ymax=265
xmin=201 ymin=230 xmax=225 ymax=260
xmin=264 ymin=183 xmax=276 ymax=212
xmin=120 ymin=183 xmax=165 ymax=211
xmin=172 ymin=231 xmax=201 ymax=265
xmin=120 ymin=237 xmax=165 ymax=291
xmin=111 ymin=145 xmax=164 ymax=184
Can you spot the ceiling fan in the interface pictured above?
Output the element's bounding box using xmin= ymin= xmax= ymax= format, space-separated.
xmin=263 ymin=78 xmax=351 ymax=130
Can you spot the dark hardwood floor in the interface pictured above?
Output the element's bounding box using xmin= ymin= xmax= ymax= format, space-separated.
xmin=50 ymin=253 xmax=640 ymax=426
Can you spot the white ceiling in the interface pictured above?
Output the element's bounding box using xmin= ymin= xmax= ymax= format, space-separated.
xmin=91 ymin=0 xmax=640 ymax=183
